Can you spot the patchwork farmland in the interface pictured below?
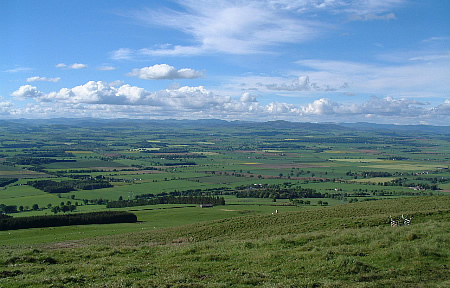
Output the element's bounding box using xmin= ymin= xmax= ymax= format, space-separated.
xmin=0 ymin=119 xmax=448 ymax=287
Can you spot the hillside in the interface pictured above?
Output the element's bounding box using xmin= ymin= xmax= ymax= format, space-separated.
xmin=1 ymin=196 xmax=449 ymax=287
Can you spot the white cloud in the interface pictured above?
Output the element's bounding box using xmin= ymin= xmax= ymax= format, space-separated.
xmin=118 ymin=1 xmax=320 ymax=57
xmin=240 ymin=92 xmax=257 ymax=102
xmin=293 ymin=58 xmax=450 ymax=98
xmin=110 ymin=48 xmax=133 ymax=60
xmin=112 ymin=0 xmax=406 ymax=58
xmin=3 ymin=67 xmax=33 ymax=73
xmin=11 ymin=85 xmax=45 ymax=99
xmin=267 ymin=0 xmax=404 ymax=14
xmin=349 ymin=13 xmax=397 ymax=21
xmin=0 ymin=98 xmax=13 ymax=115
xmin=301 ymin=98 xmax=339 ymax=115
xmin=127 ymin=64 xmax=203 ymax=80
xmin=422 ymin=37 xmax=450 ymax=43
xmin=300 ymin=96 xmax=429 ymax=117
xmin=26 ymin=76 xmax=61 ymax=83
xmin=432 ymin=99 xmax=450 ymax=115
xmin=69 ymin=63 xmax=88 ymax=69
xmin=266 ymin=76 xmax=315 ymax=91
xmin=339 ymin=0 xmax=405 ymax=15
xmin=56 ymin=63 xmax=88 ymax=69
xmin=408 ymin=52 xmax=450 ymax=62
xmin=97 ymin=66 xmax=117 ymax=71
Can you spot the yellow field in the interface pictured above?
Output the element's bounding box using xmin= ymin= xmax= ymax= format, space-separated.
xmin=329 ymin=158 xmax=384 ymax=163
xmin=0 ymin=170 xmax=46 ymax=176
xmin=362 ymin=164 xmax=446 ymax=171
xmin=323 ymin=150 xmax=358 ymax=154
xmin=192 ymin=152 xmax=219 ymax=156
xmin=353 ymin=177 xmax=397 ymax=183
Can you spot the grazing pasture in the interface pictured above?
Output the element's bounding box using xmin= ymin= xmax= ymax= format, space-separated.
xmin=0 ymin=196 xmax=448 ymax=287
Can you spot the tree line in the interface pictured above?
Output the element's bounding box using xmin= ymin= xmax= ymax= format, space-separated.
xmin=10 ymin=157 xmax=76 ymax=166
xmin=0 ymin=178 xmax=18 ymax=187
xmin=107 ymin=195 xmax=225 ymax=208
xmin=234 ymin=184 xmax=323 ymax=199
xmin=27 ymin=178 xmax=112 ymax=193
xmin=0 ymin=211 xmax=137 ymax=231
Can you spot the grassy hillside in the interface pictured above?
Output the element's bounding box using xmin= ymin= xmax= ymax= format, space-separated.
xmin=1 ymin=196 xmax=449 ymax=287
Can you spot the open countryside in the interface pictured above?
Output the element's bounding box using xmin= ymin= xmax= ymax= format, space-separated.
xmin=0 ymin=119 xmax=449 ymax=287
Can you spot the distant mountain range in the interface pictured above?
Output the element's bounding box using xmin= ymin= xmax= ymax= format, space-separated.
xmin=0 ymin=118 xmax=448 ymax=135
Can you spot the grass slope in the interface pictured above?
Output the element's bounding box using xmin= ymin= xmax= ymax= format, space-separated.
xmin=1 ymin=196 xmax=449 ymax=287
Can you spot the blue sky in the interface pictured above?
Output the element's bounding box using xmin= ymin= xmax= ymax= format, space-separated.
xmin=1 ymin=0 xmax=449 ymax=125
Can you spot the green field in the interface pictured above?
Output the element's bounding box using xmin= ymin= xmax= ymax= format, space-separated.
xmin=1 ymin=196 xmax=448 ymax=287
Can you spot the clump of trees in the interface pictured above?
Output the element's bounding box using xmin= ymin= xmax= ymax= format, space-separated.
xmin=51 ymin=202 xmax=77 ymax=214
xmin=0 ymin=211 xmax=137 ymax=231
xmin=0 ymin=204 xmax=18 ymax=214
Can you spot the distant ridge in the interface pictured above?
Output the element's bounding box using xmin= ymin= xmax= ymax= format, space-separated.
xmin=0 ymin=118 xmax=448 ymax=135
xmin=339 ymin=122 xmax=450 ymax=135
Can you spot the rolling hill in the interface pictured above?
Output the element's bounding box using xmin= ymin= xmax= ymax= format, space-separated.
xmin=1 ymin=196 xmax=449 ymax=287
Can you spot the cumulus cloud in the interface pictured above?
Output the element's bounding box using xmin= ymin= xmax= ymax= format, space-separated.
xmin=56 ymin=63 xmax=88 ymax=69
xmin=301 ymin=98 xmax=339 ymax=115
xmin=0 ymin=98 xmax=13 ymax=115
xmin=240 ymin=92 xmax=257 ymax=102
xmin=127 ymin=64 xmax=203 ymax=80
xmin=300 ymin=96 xmax=429 ymax=117
xmin=11 ymin=85 xmax=45 ymax=99
xmin=26 ymin=76 xmax=61 ymax=83
xmin=13 ymin=81 xmax=227 ymax=109
xmin=432 ymin=99 xmax=450 ymax=115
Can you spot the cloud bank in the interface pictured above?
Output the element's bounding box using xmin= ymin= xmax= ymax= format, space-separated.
xmin=8 ymin=80 xmax=449 ymax=125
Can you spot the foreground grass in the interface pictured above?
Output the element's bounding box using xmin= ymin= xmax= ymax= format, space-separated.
xmin=1 ymin=196 xmax=448 ymax=287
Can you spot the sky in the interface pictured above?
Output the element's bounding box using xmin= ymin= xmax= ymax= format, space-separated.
xmin=1 ymin=0 xmax=449 ymax=125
